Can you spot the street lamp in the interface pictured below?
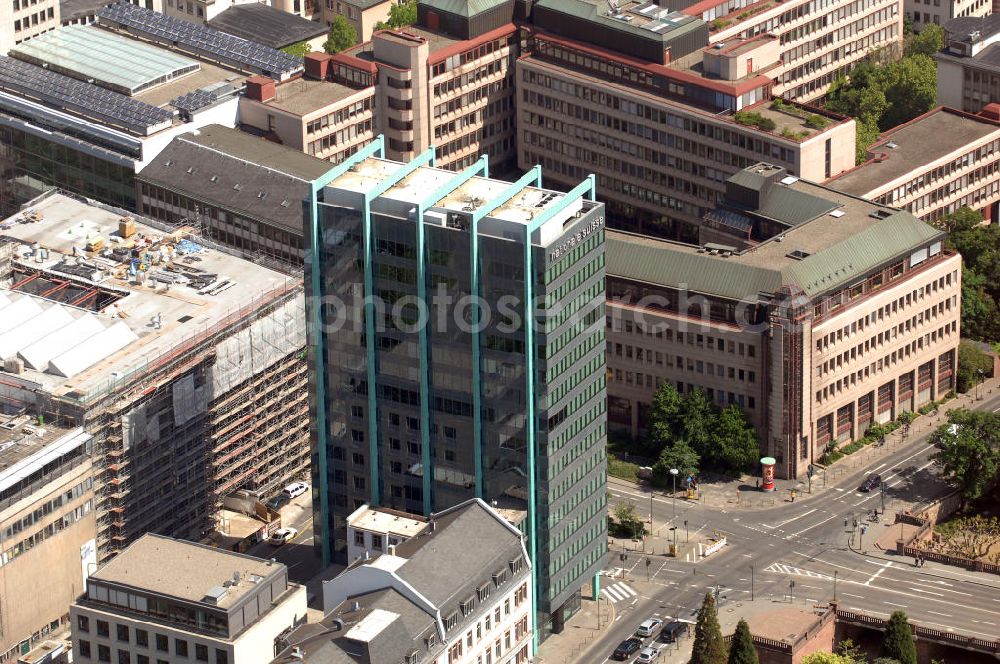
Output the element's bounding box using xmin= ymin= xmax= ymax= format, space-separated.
xmin=750 ymin=564 xmax=754 ymax=601
xmin=833 ymin=570 xmax=838 ymax=603
xmin=684 ymin=519 xmax=689 ymax=543
xmin=977 ymin=369 xmax=985 ymax=401
xmin=670 ymin=468 xmax=679 ymax=517
xmin=880 ymin=479 xmax=886 ymax=515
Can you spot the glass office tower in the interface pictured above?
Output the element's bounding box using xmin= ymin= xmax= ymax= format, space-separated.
xmin=305 ymin=139 xmax=608 ymax=640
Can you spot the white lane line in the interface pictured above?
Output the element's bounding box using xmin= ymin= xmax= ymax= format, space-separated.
xmin=873 ymin=462 xmax=888 ymax=471
xmin=884 ymin=601 xmax=908 ymax=607
xmin=763 ymin=509 xmax=818 ymax=530
xmin=927 ymin=610 xmax=953 ymax=617
xmin=787 ymin=512 xmax=839 ymax=538
xmin=909 ymin=588 xmax=945 ymax=597
xmin=841 ymin=592 xmax=865 ymax=599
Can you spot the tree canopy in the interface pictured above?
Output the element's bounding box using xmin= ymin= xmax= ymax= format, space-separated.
xmin=647 ymin=383 xmax=759 ymax=483
xmin=376 ymin=0 xmax=417 ymax=29
xmin=324 ymin=15 xmax=357 ymax=54
xmin=905 ymin=23 xmax=944 ymax=57
xmin=825 ymin=50 xmax=937 ymax=163
xmin=281 ymin=41 xmax=312 ymax=57
xmin=931 ymin=409 xmax=1000 ymax=508
xmin=801 ymin=654 xmax=856 ymax=664
xmin=727 ymin=618 xmax=759 ymax=664
xmin=880 ymin=611 xmax=917 ymax=664
xmin=691 ymin=592 xmax=727 ymax=664
xmin=957 ymin=340 xmax=993 ymax=394
xmin=940 ymin=207 xmax=1000 ymax=343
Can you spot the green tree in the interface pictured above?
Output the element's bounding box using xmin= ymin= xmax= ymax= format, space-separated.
xmin=681 ymin=389 xmax=716 ymax=455
xmin=653 ymin=440 xmax=700 ymax=486
xmin=801 ymin=655 xmax=856 ymax=664
xmin=648 ymin=381 xmax=684 ymax=451
xmin=324 ymin=15 xmax=357 ymax=54
xmin=612 ymin=500 xmax=643 ymax=538
xmin=375 ymin=0 xmax=416 ymax=29
xmin=727 ymin=619 xmax=759 ymax=664
xmin=691 ymin=592 xmax=727 ymax=664
xmin=880 ymin=611 xmax=916 ymax=664
xmin=960 ymin=269 xmax=1000 ymax=343
xmin=880 ymin=54 xmax=938 ymax=129
xmin=712 ymin=405 xmax=759 ymax=472
xmin=835 ymin=638 xmax=867 ymax=662
xmin=957 ymin=340 xmax=993 ymax=393
xmin=906 ymin=22 xmax=944 ymax=57
xmin=281 ymin=41 xmax=312 ymax=57
xmin=931 ymin=410 xmax=1000 ymax=508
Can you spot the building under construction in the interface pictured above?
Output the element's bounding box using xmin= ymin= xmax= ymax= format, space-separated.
xmin=0 ymin=191 xmax=309 ymax=562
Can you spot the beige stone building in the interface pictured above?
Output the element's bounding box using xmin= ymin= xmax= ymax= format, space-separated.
xmin=936 ymin=15 xmax=1000 ymax=113
xmin=320 ymin=0 xmax=392 ymax=41
xmin=606 ymin=164 xmax=961 ymax=479
xmin=906 ymin=0 xmax=989 ymax=32
xmin=239 ymin=75 xmax=377 ymax=164
xmin=687 ymin=0 xmax=903 ymax=101
xmin=0 ymin=423 xmax=95 ymax=664
xmin=828 ymin=106 xmax=1000 ymax=224
xmin=242 ymin=1 xmax=519 ymax=174
xmin=517 ymin=11 xmax=856 ymax=242
xmin=0 ymin=0 xmax=60 ymax=53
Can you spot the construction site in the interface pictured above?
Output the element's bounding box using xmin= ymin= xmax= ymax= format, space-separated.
xmin=0 ymin=190 xmax=309 ymax=562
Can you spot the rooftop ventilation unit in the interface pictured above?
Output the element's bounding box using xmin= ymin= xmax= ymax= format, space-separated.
xmin=829 ymin=209 xmax=845 ymax=218
xmin=786 ymin=249 xmax=810 ymax=260
xmin=779 ymin=175 xmax=799 ymax=185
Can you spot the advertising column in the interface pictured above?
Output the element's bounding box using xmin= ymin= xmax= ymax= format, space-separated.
xmin=760 ymin=457 xmax=776 ymax=491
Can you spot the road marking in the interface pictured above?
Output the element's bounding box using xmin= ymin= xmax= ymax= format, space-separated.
xmin=786 ymin=513 xmax=839 ymax=538
xmin=883 ymin=601 xmax=908 ymax=607
xmin=763 ymin=509 xmax=818 ymax=530
xmin=764 ymin=562 xmax=832 ymax=580
xmin=909 ymin=588 xmax=944 ymax=597
xmin=841 ymin=592 xmax=865 ymax=599
xmin=873 ymin=462 xmax=888 ymax=471
xmin=927 ymin=611 xmax=952 ymax=617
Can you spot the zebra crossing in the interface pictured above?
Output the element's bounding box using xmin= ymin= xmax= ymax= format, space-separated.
xmin=764 ymin=562 xmax=833 ymax=580
xmin=601 ymin=581 xmax=638 ymax=603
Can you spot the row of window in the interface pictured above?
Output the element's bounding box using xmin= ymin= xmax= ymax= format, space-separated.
xmin=815 ymin=320 xmax=956 ymax=403
xmin=12 ymin=7 xmax=53 ymax=31
xmin=4 ymin=476 xmax=92 ymax=539
xmin=307 ymin=119 xmax=373 ymax=158
xmin=306 ymin=98 xmax=373 ymax=135
xmin=0 ymin=500 xmax=91 ymax=568
xmin=815 ymin=272 xmax=957 ymax=352
xmin=77 ymin=617 xmax=228 ymax=664
xmin=816 ymin=296 xmax=956 ymax=378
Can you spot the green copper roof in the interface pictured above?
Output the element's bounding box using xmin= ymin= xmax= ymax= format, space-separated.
xmin=608 ymin=210 xmax=944 ymax=301
xmin=418 ymin=0 xmax=510 ymax=17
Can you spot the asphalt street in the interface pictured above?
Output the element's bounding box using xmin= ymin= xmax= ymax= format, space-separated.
xmin=588 ymin=391 xmax=1000 ymax=664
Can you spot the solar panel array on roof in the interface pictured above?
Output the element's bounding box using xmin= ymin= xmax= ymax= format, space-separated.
xmin=0 ymin=55 xmax=175 ymax=136
xmin=97 ymin=2 xmax=303 ymax=80
xmin=170 ymin=84 xmax=234 ymax=116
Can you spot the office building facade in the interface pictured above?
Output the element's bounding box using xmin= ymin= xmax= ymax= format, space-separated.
xmin=305 ymin=139 xmax=607 ymax=639
xmin=70 ymin=535 xmax=307 ymax=664
xmin=0 ymin=425 xmax=94 ymax=664
xmin=606 ymin=164 xmax=961 ymax=480
xmin=827 ymin=106 xmax=1000 ymax=223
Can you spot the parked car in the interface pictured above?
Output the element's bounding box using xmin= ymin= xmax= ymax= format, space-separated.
xmin=636 ymin=617 xmax=663 ymax=638
xmin=611 ymin=637 xmax=643 ymax=661
xmin=282 ymin=481 xmax=309 ymax=499
xmin=266 ymin=494 xmax=290 ymax=511
xmin=269 ymin=527 xmax=299 ymax=546
xmin=659 ymin=621 xmax=689 ymax=643
xmin=858 ymin=474 xmax=882 ymax=492
xmin=635 ymin=646 xmax=662 ymax=664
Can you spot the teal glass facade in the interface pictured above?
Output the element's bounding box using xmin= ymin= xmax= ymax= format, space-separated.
xmin=305 ymin=140 xmax=608 ymax=641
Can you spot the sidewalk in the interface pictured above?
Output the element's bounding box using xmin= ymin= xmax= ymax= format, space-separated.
xmin=534 ymin=584 xmax=615 ymax=664
xmin=663 ymin=377 xmax=1000 ymax=512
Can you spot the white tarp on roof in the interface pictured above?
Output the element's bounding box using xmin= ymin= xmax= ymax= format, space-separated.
xmin=0 ymin=297 xmax=43 ymax=335
xmin=48 ymin=321 xmax=138 ymax=378
xmin=0 ymin=304 xmax=74 ymax=360
xmin=19 ymin=313 xmax=105 ymax=370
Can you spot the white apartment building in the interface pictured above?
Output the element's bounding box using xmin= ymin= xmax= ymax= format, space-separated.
xmin=70 ymin=535 xmax=307 ymax=664
xmin=345 ymin=504 xmax=429 ymax=563
xmin=276 ymin=498 xmax=532 ymax=664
